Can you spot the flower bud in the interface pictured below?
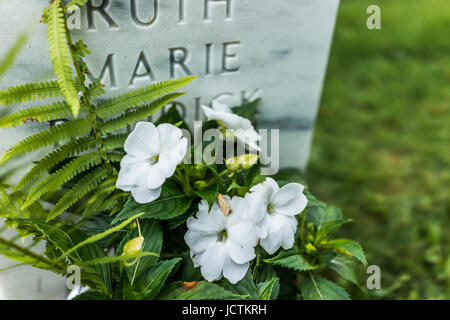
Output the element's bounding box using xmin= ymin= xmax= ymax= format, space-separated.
xmin=305 ymin=243 xmax=317 ymax=254
xmin=225 ymin=154 xmax=259 ymax=171
xmin=122 ymin=236 xmax=144 ymax=256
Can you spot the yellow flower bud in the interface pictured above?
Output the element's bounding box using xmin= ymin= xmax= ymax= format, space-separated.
xmin=225 ymin=154 xmax=259 ymax=171
xmin=123 ymin=236 xmax=144 ymax=256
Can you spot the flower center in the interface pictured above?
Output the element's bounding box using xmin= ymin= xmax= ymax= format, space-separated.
xmin=267 ymin=204 xmax=274 ymax=215
xmin=218 ymin=229 xmax=227 ymax=242
xmin=148 ymin=155 xmax=159 ymax=165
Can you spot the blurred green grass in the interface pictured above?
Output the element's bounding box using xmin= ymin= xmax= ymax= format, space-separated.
xmin=308 ymin=0 xmax=450 ymax=299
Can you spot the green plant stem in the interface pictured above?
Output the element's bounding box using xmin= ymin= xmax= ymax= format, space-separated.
xmin=63 ymin=18 xmax=117 ymax=178
xmin=0 ymin=237 xmax=65 ymax=272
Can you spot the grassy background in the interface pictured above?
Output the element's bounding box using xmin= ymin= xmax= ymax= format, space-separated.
xmin=307 ymin=0 xmax=450 ymax=299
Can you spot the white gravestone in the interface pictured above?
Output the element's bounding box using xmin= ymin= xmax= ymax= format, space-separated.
xmin=0 ymin=0 xmax=339 ymax=299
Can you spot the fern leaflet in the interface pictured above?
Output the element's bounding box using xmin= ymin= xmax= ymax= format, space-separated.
xmin=22 ymin=152 xmax=104 ymax=209
xmin=47 ymin=166 xmax=109 ymax=221
xmin=14 ymin=136 xmax=98 ymax=191
xmin=0 ymin=118 xmax=91 ymax=165
xmin=47 ymin=0 xmax=80 ymax=116
xmin=99 ymin=92 xmax=184 ymax=134
xmin=95 ymin=76 xmax=196 ymax=118
xmin=0 ymin=101 xmax=87 ymax=128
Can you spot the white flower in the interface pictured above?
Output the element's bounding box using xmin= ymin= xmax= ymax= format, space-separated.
xmin=185 ymin=197 xmax=258 ymax=284
xmin=201 ymin=100 xmax=261 ymax=151
xmin=245 ymin=177 xmax=308 ymax=255
xmin=116 ymin=122 xmax=188 ymax=204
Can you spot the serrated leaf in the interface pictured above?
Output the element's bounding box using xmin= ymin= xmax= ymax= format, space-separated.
xmin=257 ymin=278 xmax=279 ymax=300
xmin=329 ymin=256 xmax=359 ymax=285
xmin=264 ymin=249 xmax=319 ymax=271
xmin=301 ymin=274 xmax=350 ymax=300
xmin=218 ymin=270 xmax=259 ymax=300
xmin=323 ymin=239 xmax=367 ymax=266
xmin=112 ymin=181 xmax=192 ymax=224
xmin=71 ymin=290 xmax=110 ymax=300
xmin=193 ymin=184 xmax=218 ymax=212
xmin=157 ymin=281 xmax=245 ymax=300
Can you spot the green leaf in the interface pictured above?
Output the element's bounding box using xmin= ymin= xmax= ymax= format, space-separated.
xmin=57 ymin=212 xmax=145 ymax=262
xmin=301 ymin=274 xmax=350 ymax=300
xmin=257 ymin=278 xmax=280 ymax=300
xmin=76 ymin=251 xmax=159 ymax=267
xmin=95 ymin=76 xmax=196 ymax=118
xmin=71 ymin=290 xmax=111 ymax=300
xmin=218 ymin=270 xmax=259 ymax=300
xmin=193 ymin=184 xmax=218 ymax=211
xmin=157 ymin=281 xmax=245 ymax=300
xmin=329 ymin=256 xmax=359 ymax=285
xmin=47 ymin=0 xmax=80 ymax=116
xmin=264 ymin=249 xmax=319 ymax=271
xmin=117 ymin=220 xmax=163 ymax=281
xmin=231 ymin=98 xmax=260 ymax=121
xmin=135 ymin=258 xmax=182 ymax=299
xmin=323 ymin=239 xmax=367 ymax=266
xmin=112 ymin=181 xmax=192 ymax=224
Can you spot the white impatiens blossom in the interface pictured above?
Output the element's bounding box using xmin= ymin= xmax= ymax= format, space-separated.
xmin=245 ymin=177 xmax=308 ymax=255
xmin=201 ymin=100 xmax=261 ymax=151
xmin=116 ymin=122 xmax=188 ymax=204
xmin=185 ymin=197 xmax=258 ymax=284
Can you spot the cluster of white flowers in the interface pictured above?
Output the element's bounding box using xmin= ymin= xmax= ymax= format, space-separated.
xmin=185 ymin=178 xmax=308 ymax=284
xmin=202 ymin=99 xmax=261 ymax=151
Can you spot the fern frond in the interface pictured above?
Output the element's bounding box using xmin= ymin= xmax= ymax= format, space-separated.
xmin=104 ymin=133 xmax=128 ymax=150
xmin=47 ymin=166 xmax=109 ymax=221
xmin=14 ymin=136 xmax=98 ymax=191
xmin=47 ymin=0 xmax=80 ymax=116
xmin=100 ymin=92 xmax=184 ymax=134
xmin=80 ymin=179 xmax=116 ymax=217
xmin=65 ymin=0 xmax=88 ymax=11
xmin=0 ymin=118 xmax=91 ymax=165
xmin=0 ymin=188 xmax=17 ymax=218
xmin=22 ymin=152 xmax=104 ymax=209
xmin=0 ymin=101 xmax=88 ymax=128
xmin=0 ymin=32 xmax=29 ymax=78
xmin=0 ymin=81 xmax=58 ymax=106
xmin=95 ymin=76 xmax=196 ymax=118
xmin=86 ymin=79 xmax=105 ymax=98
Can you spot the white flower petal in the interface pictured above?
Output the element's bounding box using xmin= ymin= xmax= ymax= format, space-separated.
xmin=271 ymin=183 xmax=307 ymax=216
xmin=255 ymin=216 xmax=270 ymax=239
xmin=130 ymin=184 xmax=161 ymax=204
xmin=245 ymin=193 xmax=269 ymax=224
xmin=116 ymin=160 xmax=150 ymax=191
xmin=124 ymin=122 xmax=160 ymax=159
xmin=186 ymin=201 xmax=226 ymax=233
xmin=185 ymin=231 xmax=218 ymax=254
xmin=222 ymin=256 xmax=249 ymax=284
xmin=158 ymin=138 xmax=188 ymax=177
xmin=260 ymin=214 xmax=297 ymax=254
xmin=212 ymin=100 xmax=232 ymax=113
xmin=226 ymin=240 xmax=256 ymax=264
xmin=200 ymin=241 xmax=228 ymax=282
xmin=146 ymin=164 xmax=167 ymax=189
xmin=227 ymin=223 xmax=257 ymax=247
